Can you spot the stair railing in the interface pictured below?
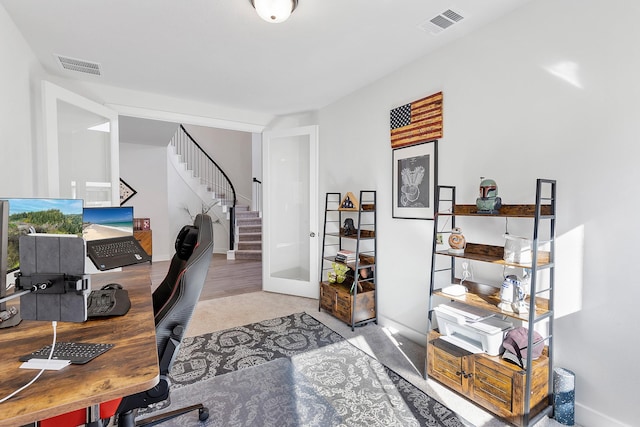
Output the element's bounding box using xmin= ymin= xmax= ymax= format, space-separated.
xmin=252 ymin=177 xmax=262 ymax=214
xmin=170 ymin=125 xmax=237 ymax=249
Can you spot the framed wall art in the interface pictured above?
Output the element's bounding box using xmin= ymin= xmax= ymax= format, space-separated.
xmin=390 ymin=91 xmax=443 ymax=149
xmin=392 ymin=140 xmax=438 ymax=220
xmin=119 ymin=178 xmax=137 ymax=205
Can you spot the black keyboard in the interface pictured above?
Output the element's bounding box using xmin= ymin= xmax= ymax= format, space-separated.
xmin=86 ymin=236 xmax=151 ymax=271
xmin=93 ymin=239 xmax=138 ymax=258
xmin=19 ymin=342 xmax=114 ymax=365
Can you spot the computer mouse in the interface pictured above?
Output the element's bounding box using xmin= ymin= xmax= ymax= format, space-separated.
xmin=102 ymin=283 xmax=123 ymax=290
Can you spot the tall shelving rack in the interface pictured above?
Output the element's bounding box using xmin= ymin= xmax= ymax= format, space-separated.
xmin=426 ymin=179 xmax=556 ymax=426
xmin=319 ymin=191 xmax=377 ymax=330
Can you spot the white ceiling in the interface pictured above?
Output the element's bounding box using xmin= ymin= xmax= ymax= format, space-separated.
xmin=2 ymin=0 xmax=532 ymax=118
xmin=118 ymin=116 xmax=179 ymax=146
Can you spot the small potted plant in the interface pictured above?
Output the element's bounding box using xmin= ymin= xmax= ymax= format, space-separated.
xmin=328 ymin=262 xmax=350 ymax=284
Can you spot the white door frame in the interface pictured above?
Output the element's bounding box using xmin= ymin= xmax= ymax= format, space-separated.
xmin=43 ymin=81 xmax=120 ymax=205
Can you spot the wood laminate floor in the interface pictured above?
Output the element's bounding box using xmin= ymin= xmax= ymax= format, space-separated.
xmin=128 ymin=253 xmax=262 ymax=301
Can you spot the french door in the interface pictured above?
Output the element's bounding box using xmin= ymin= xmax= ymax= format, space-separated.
xmin=262 ymin=125 xmax=319 ymax=299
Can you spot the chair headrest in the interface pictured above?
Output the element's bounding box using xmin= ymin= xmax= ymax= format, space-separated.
xmin=174 ymin=225 xmax=199 ymax=260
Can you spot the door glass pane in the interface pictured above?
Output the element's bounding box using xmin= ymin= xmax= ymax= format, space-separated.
xmin=269 ymin=134 xmax=310 ymax=282
xmin=57 ymin=100 xmax=112 ymax=206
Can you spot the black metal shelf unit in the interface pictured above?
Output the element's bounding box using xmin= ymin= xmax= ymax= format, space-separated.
xmin=426 ymin=179 xmax=556 ymax=427
xmin=319 ymin=191 xmax=377 ymax=330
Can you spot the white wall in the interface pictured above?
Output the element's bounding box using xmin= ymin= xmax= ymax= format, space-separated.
xmin=181 ymin=125 xmax=253 ymax=206
xmin=50 ymin=79 xmax=273 ymax=134
xmin=317 ymin=1 xmax=639 ymax=426
xmin=0 ymin=6 xmax=44 ymax=197
xmin=119 ymin=142 xmax=172 ymax=260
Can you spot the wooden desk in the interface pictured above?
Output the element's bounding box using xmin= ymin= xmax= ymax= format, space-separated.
xmin=134 ymin=230 xmax=152 ymax=257
xmin=0 ymin=269 xmax=159 ymax=427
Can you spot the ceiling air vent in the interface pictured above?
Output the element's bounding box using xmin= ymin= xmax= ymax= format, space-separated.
xmin=55 ymin=54 xmax=101 ymax=76
xmin=418 ymin=9 xmax=465 ymax=35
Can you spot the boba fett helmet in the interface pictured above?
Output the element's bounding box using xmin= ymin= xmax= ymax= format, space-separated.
xmin=476 ymin=177 xmax=502 ymax=213
xmin=479 ymin=178 xmax=498 ymax=198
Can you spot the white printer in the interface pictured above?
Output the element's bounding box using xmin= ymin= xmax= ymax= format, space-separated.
xmin=434 ymin=301 xmax=513 ymax=356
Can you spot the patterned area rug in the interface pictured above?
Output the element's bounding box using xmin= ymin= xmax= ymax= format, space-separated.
xmin=138 ymin=312 xmax=467 ymax=426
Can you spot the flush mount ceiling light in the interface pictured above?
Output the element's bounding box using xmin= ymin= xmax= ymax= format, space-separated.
xmin=251 ymin=0 xmax=298 ymax=23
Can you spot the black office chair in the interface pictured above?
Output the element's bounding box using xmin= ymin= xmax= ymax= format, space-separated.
xmin=115 ymin=213 xmax=214 ymax=427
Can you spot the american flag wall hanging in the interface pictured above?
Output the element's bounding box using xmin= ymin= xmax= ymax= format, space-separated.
xmin=390 ymin=92 xmax=443 ymax=149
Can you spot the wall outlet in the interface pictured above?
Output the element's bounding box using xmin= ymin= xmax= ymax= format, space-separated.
xmin=436 ymin=233 xmax=444 ymax=245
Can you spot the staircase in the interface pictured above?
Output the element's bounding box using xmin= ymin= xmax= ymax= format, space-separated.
xmin=234 ymin=206 xmax=262 ymax=260
xmin=169 ymin=125 xmax=237 ymax=250
xmin=169 ymin=125 xmax=262 ymax=260
xmin=168 ymin=142 xmax=234 ymax=213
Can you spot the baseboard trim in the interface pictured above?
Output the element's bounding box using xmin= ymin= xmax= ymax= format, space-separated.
xmin=575 ymin=402 xmax=631 ymax=427
xmin=376 ymin=314 xmax=427 ymax=347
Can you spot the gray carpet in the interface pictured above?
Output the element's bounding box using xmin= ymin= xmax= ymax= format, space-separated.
xmin=138 ymin=312 xmax=468 ymax=426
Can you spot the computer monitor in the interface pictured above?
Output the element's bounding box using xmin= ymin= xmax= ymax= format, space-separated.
xmin=3 ymin=198 xmax=84 ymax=274
xmin=82 ymin=206 xmax=134 ymax=241
xmin=1 ymin=198 xmax=84 ymax=326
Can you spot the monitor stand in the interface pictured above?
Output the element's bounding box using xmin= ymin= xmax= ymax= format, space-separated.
xmin=0 ymin=200 xmax=21 ymax=328
xmin=0 ymin=280 xmax=22 ymax=328
xmin=0 ymin=306 xmax=21 ymax=328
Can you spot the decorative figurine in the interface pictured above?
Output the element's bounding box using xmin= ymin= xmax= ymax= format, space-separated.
xmin=343 ymin=218 xmax=356 ymax=236
xmin=476 ymin=177 xmax=502 ymax=214
xmin=448 ymin=227 xmax=466 ymax=255
xmin=498 ymin=275 xmax=518 ymax=312
xmin=341 ymin=196 xmax=354 ymax=209
xmin=512 ymin=269 xmax=530 ymax=314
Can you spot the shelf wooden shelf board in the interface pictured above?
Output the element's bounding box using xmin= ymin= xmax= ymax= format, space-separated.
xmin=320 ymin=280 xmax=374 ymax=289
xmin=326 ymin=231 xmax=375 ymax=240
xmin=336 ymin=205 xmax=375 ymax=212
xmin=437 ymin=204 xmax=554 ymax=218
xmin=323 ymin=257 xmax=375 ymax=269
xmin=436 ymin=243 xmax=551 ymax=268
xmin=434 ymin=280 xmax=549 ymax=321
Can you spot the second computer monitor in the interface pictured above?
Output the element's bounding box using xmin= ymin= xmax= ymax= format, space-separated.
xmin=82 ymin=206 xmax=134 ymax=242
